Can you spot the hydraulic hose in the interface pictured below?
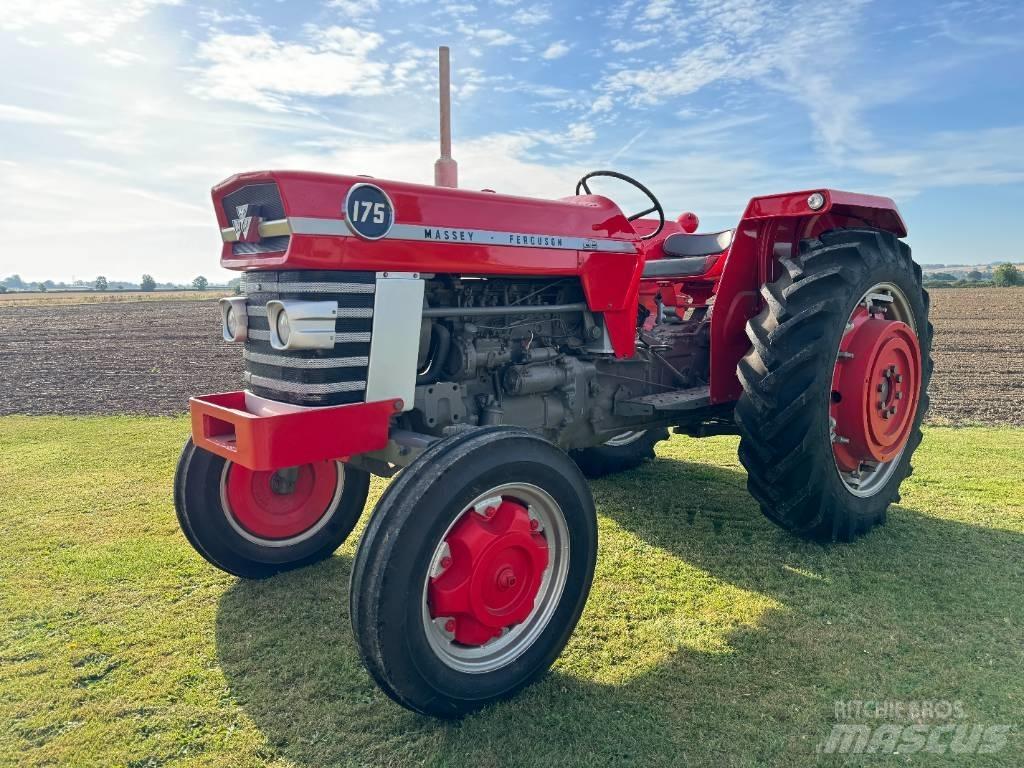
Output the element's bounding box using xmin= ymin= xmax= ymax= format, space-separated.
xmin=416 ymin=322 xmax=451 ymax=385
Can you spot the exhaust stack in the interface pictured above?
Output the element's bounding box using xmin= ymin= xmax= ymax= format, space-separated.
xmin=433 ymin=46 xmax=458 ymax=188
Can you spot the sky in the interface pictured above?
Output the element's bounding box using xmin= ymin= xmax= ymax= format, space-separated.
xmin=1 ymin=0 xmax=1022 ymax=284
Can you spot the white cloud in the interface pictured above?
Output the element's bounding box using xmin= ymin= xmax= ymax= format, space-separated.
xmin=600 ymin=0 xmax=890 ymax=160
xmin=542 ymin=41 xmax=570 ymax=60
xmin=328 ymin=0 xmax=381 ymax=16
xmin=852 ymin=126 xmax=1024 ymax=193
xmin=590 ymin=94 xmax=614 ymax=113
xmin=611 ymin=38 xmax=657 ymax=53
xmin=470 ymin=27 xmax=518 ymax=46
xmin=566 ymin=121 xmax=595 ymax=143
xmin=99 ymin=48 xmax=147 ymax=67
xmin=190 ymin=27 xmax=390 ymax=110
xmin=0 ymin=104 xmax=82 ymax=126
xmin=643 ymin=0 xmax=675 ymax=20
xmin=0 ymin=0 xmax=180 ymax=44
xmin=605 ymin=42 xmax=738 ymax=103
xmin=440 ymin=2 xmax=478 ymax=14
xmin=509 ymin=4 xmax=552 ymax=25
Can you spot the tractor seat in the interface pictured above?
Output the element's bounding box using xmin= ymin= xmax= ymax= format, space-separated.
xmin=641 ymin=230 xmax=734 ymax=279
xmin=663 ymin=229 xmax=734 ymax=258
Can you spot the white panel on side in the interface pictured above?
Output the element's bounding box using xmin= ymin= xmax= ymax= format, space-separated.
xmin=365 ymin=274 xmax=425 ymax=410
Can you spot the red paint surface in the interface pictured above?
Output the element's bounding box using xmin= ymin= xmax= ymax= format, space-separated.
xmin=224 ymin=460 xmax=338 ymax=539
xmin=212 ymin=172 xmax=908 ymax=394
xmin=831 ymin=309 xmax=922 ymax=471
xmin=190 ymin=391 xmax=398 ymax=471
xmin=427 ymin=498 xmax=549 ymax=647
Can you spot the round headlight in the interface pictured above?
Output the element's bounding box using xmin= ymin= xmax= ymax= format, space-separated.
xmin=225 ymin=306 xmax=238 ymax=338
xmin=276 ymin=310 xmax=291 ymax=346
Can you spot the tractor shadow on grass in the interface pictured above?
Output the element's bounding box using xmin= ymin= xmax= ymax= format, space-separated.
xmin=215 ymin=458 xmax=1024 ymax=767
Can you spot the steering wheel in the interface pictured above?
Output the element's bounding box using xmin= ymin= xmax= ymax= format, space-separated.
xmin=575 ymin=170 xmax=665 ymax=240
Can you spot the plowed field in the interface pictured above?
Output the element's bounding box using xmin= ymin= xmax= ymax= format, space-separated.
xmin=1 ymin=288 xmax=1021 ymax=425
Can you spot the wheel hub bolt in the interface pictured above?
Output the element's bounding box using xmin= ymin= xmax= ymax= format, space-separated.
xmin=444 ymin=619 xmax=456 ymax=633
xmin=441 ymin=556 xmax=453 ymax=570
xmin=496 ymin=568 xmax=517 ymax=590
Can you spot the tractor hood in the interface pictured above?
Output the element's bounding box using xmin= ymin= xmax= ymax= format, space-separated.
xmin=213 ymin=170 xmax=640 ymax=276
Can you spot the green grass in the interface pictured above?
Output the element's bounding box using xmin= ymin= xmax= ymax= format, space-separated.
xmin=1 ymin=418 xmax=1022 ymax=767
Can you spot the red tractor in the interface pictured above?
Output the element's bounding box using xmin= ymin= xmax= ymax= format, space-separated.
xmin=175 ymin=50 xmax=932 ymax=717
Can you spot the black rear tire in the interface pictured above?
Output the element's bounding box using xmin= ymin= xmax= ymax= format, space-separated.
xmin=735 ymin=228 xmax=933 ymax=541
xmin=350 ymin=427 xmax=597 ymax=718
xmin=571 ymin=428 xmax=669 ymax=478
xmin=174 ymin=439 xmax=370 ymax=579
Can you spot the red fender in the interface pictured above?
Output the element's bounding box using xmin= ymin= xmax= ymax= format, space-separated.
xmin=708 ymin=189 xmax=908 ymax=403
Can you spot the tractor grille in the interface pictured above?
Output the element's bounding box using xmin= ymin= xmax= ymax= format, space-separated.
xmin=222 ymin=183 xmax=290 ymax=256
xmin=241 ymin=270 xmax=375 ymax=406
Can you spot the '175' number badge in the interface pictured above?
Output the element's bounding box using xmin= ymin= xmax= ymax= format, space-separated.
xmin=344 ymin=183 xmax=395 ymax=240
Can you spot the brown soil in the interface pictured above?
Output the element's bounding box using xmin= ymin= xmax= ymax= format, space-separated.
xmin=925 ymin=286 xmax=1024 ymax=427
xmin=0 ymin=300 xmax=241 ymax=416
xmin=1 ymin=289 xmax=1021 ymax=425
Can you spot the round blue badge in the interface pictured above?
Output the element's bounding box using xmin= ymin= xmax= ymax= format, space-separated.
xmin=344 ymin=183 xmax=395 ymax=240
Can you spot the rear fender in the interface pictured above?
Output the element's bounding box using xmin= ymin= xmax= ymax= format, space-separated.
xmin=709 ymin=189 xmax=907 ymax=404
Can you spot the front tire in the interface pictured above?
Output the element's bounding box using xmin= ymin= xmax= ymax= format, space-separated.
xmin=350 ymin=427 xmax=597 ymax=717
xmin=735 ymin=228 xmax=933 ymax=541
xmin=174 ymin=439 xmax=370 ymax=579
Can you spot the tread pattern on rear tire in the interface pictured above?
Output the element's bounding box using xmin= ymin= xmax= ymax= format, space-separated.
xmin=735 ymin=228 xmax=934 ymax=542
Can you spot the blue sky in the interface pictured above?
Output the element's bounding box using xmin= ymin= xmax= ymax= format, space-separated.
xmin=1 ymin=0 xmax=1022 ymax=283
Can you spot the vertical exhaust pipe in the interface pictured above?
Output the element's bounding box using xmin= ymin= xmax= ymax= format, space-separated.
xmin=434 ymin=46 xmax=458 ymax=188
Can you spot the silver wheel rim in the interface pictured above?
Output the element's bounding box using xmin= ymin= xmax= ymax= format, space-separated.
xmin=830 ymin=282 xmax=918 ymax=498
xmin=219 ymin=461 xmax=345 ymax=547
xmin=421 ymin=482 xmax=571 ymax=674
xmin=604 ymin=430 xmax=647 ymax=447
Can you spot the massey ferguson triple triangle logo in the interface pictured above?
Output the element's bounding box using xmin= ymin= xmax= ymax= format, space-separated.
xmin=231 ymin=204 xmax=262 ymax=243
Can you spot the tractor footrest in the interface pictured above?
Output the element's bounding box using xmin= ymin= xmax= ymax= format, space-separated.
xmin=615 ymin=385 xmax=711 ymax=417
xmin=190 ymin=391 xmax=401 ymax=471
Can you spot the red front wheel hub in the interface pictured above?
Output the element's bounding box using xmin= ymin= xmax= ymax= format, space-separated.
xmin=224 ymin=460 xmax=340 ymax=541
xmin=428 ymin=498 xmax=549 ymax=646
xmin=831 ymin=306 xmax=922 ymax=473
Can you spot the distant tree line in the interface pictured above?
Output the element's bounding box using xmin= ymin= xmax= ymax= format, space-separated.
xmin=923 ymin=264 xmax=1021 ymax=289
xmin=1 ymin=273 xmax=235 ymax=293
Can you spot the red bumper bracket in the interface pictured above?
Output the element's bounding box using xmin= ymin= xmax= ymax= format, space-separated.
xmin=189 ymin=391 xmax=400 ymax=471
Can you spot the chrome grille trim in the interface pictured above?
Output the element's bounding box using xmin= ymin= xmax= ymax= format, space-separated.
xmin=240 ymin=269 xmax=375 ymax=406
xmin=244 ymin=328 xmax=370 ymax=344
xmin=242 ymin=279 xmax=375 ymax=294
xmin=243 ymin=350 xmax=369 ymax=369
xmin=332 ymin=332 xmax=372 ymax=343
xmin=246 ymin=303 xmax=371 ymax=319
xmin=243 ymin=372 xmax=367 ymax=395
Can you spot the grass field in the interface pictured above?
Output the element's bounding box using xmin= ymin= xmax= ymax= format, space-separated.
xmin=0 ymin=291 xmax=227 ymax=308
xmin=1 ymin=419 xmax=1022 ymax=767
